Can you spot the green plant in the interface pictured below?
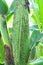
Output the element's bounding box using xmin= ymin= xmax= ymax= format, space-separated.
xmin=0 ymin=0 xmax=43 ymax=65
xmin=0 ymin=0 xmax=30 ymax=65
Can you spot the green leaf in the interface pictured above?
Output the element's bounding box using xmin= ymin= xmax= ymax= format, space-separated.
xmin=29 ymin=24 xmax=39 ymax=31
xmin=0 ymin=0 xmax=8 ymax=15
xmin=31 ymin=0 xmax=43 ymax=30
xmin=30 ymin=47 xmax=36 ymax=60
xmin=0 ymin=16 xmax=10 ymax=45
xmin=10 ymin=0 xmax=15 ymax=12
xmin=6 ymin=11 xmax=14 ymax=21
xmin=36 ymin=0 xmax=43 ymax=29
xmin=30 ymin=0 xmax=41 ymax=31
xmin=29 ymin=30 xmax=41 ymax=49
xmin=0 ymin=37 xmax=4 ymax=63
xmin=8 ymin=28 xmax=12 ymax=33
xmin=29 ymin=57 xmax=43 ymax=65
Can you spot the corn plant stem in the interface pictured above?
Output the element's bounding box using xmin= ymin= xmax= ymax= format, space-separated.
xmin=0 ymin=16 xmax=14 ymax=65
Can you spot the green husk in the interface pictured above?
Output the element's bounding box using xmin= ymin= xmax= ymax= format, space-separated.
xmin=12 ymin=0 xmax=29 ymax=65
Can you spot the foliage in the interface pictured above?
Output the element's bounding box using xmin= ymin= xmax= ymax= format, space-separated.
xmin=0 ymin=0 xmax=43 ymax=65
